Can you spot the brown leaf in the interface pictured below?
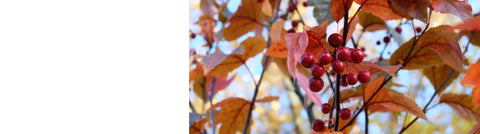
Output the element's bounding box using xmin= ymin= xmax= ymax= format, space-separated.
xmin=256 ymin=96 xmax=280 ymax=103
xmin=202 ymin=36 xmax=267 ymax=77
xmin=223 ymin=0 xmax=263 ymax=41
xmin=364 ymin=76 xmax=428 ymax=120
xmin=358 ymin=11 xmax=386 ymax=32
xmin=430 ymin=0 xmax=472 ymax=21
xmin=345 ymin=61 xmax=401 ymax=76
xmin=210 ymin=97 xmax=251 ymax=134
xmin=440 ymin=93 xmax=480 ymax=121
xmin=200 ymin=0 xmax=217 ymax=16
xmin=189 ymin=116 xmax=209 ymax=134
xmin=389 ymin=25 xmax=463 ymax=72
xmin=328 ymin=88 xmax=364 ymax=104
xmin=388 ymin=0 xmax=430 ymax=22
xmin=422 ymin=65 xmax=460 ymax=94
xmin=354 ymin=0 xmax=402 ymax=20
xmin=330 ymin=0 xmax=353 ymax=23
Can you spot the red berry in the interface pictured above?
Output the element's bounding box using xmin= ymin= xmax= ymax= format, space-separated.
xmin=309 ymin=78 xmax=324 ymax=92
xmin=303 ymin=1 xmax=308 ymax=7
xmin=318 ymin=52 xmax=333 ymax=65
xmin=360 ymin=47 xmax=365 ymax=52
xmin=312 ymin=119 xmax=325 ymax=132
xmin=321 ymin=103 xmax=331 ymax=114
xmin=351 ymin=49 xmax=365 ymax=63
xmin=190 ymin=33 xmax=196 ymax=39
xmin=287 ymin=28 xmax=296 ymax=33
xmin=332 ymin=60 xmax=345 ymax=74
xmin=416 ymin=27 xmax=422 ymax=33
xmin=292 ymin=20 xmax=299 ymax=27
xmin=395 ymin=26 xmax=402 ymax=33
xmin=311 ymin=63 xmax=325 ymax=78
xmin=340 ymin=74 xmax=348 ymax=86
xmin=376 ymin=41 xmax=380 ymax=45
xmin=328 ymin=33 xmax=343 ymax=48
xmin=336 ymin=47 xmax=351 ymax=61
xmin=346 ymin=73 xmax=358 ymax=85
xmin=280 ymin=14 xmax=286 ymax=19
xmin=300 ymin=53 xmax=315 ymax=68
xmin=383 ymin=36 xmax=390 ymax=44
xmin=288 ymin=4 xmax=295 ymax=13
xmin=358 ymin=71 xmax=372 ymax=84
xmin=339 ymin=108 xmax=351 ymax=120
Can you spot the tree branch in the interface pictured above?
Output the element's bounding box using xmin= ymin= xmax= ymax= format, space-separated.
xmin=209 ymin=77 xmax=216 ymax=134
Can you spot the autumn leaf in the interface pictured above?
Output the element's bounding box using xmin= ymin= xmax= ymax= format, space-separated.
xmin=218 ymin=3 xmax=232 ymax=23
xmin=470 ymin=123 xmax=480 ymax=134
xmin=328 ymin=88 xmax=364 ymax=104
xmin=223 ymin=0 xmax=263 ymax=41
xmin=388 ymin=0 xmax=430 ymax=22
xmin=389 ymin=25 xmax=463 ymax=72
xmin=364 ymin=76 xmax=428 ymax=120
xmin=462 ymin=58 xmax=480 ymax=86
xmin=358 ymin=11 xmax=387 ymax=32
xmin=207 ymin=97 xmax=279 ymax=133
xmin=195 ymin=14 xmax=216 ymax=46
xmin=440 ymin=93 xmax=480 ymax=122
xmin=422 ymin=65 xmax=460 ymax=94
xmin=448 ymin=17 xmax=480 ymax=33
xmin=430 ymin=0 xmax=472 ymax=21
xmin=305 ymin=20 xmax=333 ymax=57
xmin=262 ymin=0 xmax=273 ymax=17
xmin=266 ymin=20 xmax=288 ymax=58
xmin=202 ymin=36 xmax=267 ymax=77
xmin=200 ymin=0 xmax=217 ymax=17
xmin=190 ymin=64 xmax=237 ymax=99
xmin=344 ymin=61 xmax=401 ymax=76
xmin=285 ymin=31 xmax=323 ymax=106
xmin=189 ymin=116 xmax=209 ymax=134
xmin=354 ymin=0 xmax=402 ymax=20
xmin=330 ymin=0 xmax=353 ymax=23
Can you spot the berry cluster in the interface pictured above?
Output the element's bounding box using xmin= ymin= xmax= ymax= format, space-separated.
xmin=302 ymin=33 xmax=373 ymax=132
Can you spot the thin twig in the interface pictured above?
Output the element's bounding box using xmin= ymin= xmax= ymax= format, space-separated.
xmin=403 ymin=11 xmax=432 ymax=64
xmin=351 ymin=36 xmax=358 ymax=49
xmin=244 ymin=63 xmax=258 ymax=86
xmin=209 ymin=77 xmax=216 ymax=134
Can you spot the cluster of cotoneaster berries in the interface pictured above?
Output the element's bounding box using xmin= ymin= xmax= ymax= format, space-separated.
xmin=300 ymin=33 xmax=372 ymax=132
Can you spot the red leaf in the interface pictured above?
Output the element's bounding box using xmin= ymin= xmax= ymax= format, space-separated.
xmin=354 ymin=0 xmax=402 ymax=20
xmin=448 ymin=17 xmax=480 ymax=32
xmin=430 ymin=0 xmax=472 ymax=21
xmin=205 ymin=74 xmax=237 ymax=98
xmin=330 ymin=0 xmax=353 ymax=23
xmin=388 ymin=0 xmax=430 ymax=22
xmin=285 ymin=31 xmax=323 ymax=106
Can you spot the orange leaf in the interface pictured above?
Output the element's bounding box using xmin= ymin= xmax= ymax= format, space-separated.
xmin=195 ymin=14 xmax=216 ymax=45
xmin=345 ymin=61 xmax=401 ymax=76
xmin=389 ymin=25 xmax=463 ymax=72
xmin=354 ymin=0 xmax=402 ymax=20
xmin=285 ymin=31 xmax=323 ymax=106
xmin=440 ymin=93 xmax=480 ymax=121
xmin=448 ymin=17 xmax=480 ymax=32
xmin=305 ymin=20 xmax=333 ymax=56
xmin=364 ymin=76 xmax=428 ymax=120
xmin=430 ymin=0 xmax=472 ymax=21
xmin=328 ymin=88 xmax=363 ymax=104
xmin=211 ymin=98 xmax=251 ymax=134
xmin=256 ymin=96 xmax=280 ymax=103
xmin=388 ymin=0 xmax=430 ymax=22
xmin=358 ymin=11 xmax=386 ymax=32
xmin=330 ymin=0 xmax=353 ymax=23
xmin=422 ymin=65 xmax=460 ymax=94
xmin=189 ymin=116 xmax=209 ymax=134
xmin=223 ymin=0 xmax=263 ymax=41
xmin=269 ymin=20 xmax=285 ymax=42
xmin=462 ymin=58 xmax=480 ymax=86
xmin=266 ymin=20 xmax=288 ymax=58
xmin=202 ymin=36 xmax=267 ymax=77
xmin=473 ymin=86 xmax=480 ymax=109
xmin=262 ymin=0 xmax=273 ymax=17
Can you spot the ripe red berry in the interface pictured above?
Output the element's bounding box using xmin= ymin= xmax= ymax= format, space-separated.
xmin=351 ymin=49 xmax=365 ymax=63
xmin=395 ymin=26 xmax=402 ymax=33
xmin=190 ymin=33 xmax=196 ymax=39
xmin=339 ymin=108 xmax=351 ymax=120
xmin=332 ymin=60 xmax=345 ymax=74
xmin=291 ymin=20 xmax=299 ymax=27
xmin=321 ymin=103 xmax=331 ymax=114
xmin=376 ymin=41 xmax=380 ymax=45
xmin=287 ymin=28 xmax=296 ymax=33
xmin=336 ymin=47 xmax=351 ymax=61
xmin=303 ymin=1 xmax=308 ymax=7
xmin=346 ymin=73 xmax=358 ymax=85
xmin=318 ymin=52 xmax=333 ymax=65
xmin=383 ymin=36 xmax=390 ymax=44
xmin=361 ymin=47 xmax=365 ymax=52
xmin=309 ymin=78 xmax=324 ymax=92
xmin=312 ymin=119 xmax=325 ymax=132
xmin=300 ymin=53 xmax=315 ymax=68
xmin=358 ymin=71 xmax=372 ymax=84
xmin=328 ymin=33 xmax=343 ymax=48
xmin=288 ymin=4 xmax=295 ymax=13
xmin=416 ymin=27 xmax=422 ymax=33
xmin=311 ymin=63 xmax=325 ymax=78
xmin=340 ymin=74 xmax=348 ymax=86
